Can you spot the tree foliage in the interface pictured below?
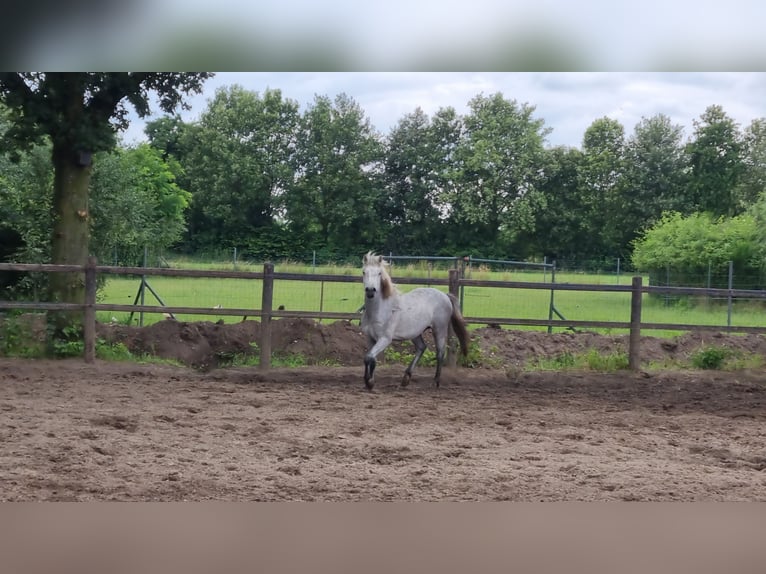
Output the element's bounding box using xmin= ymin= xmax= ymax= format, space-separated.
xmin=6 ymin=78 xmax=766 ymax=287
xmin=286 ymin=93 xmax=384 ymax=257
xmin=381 ymin=107 xmax=457 ymax=253
xmin=685 ymin=105 xmax=743 ymax=217
xmin=0 ymin=138 xmax=192 ymax=295
xmin=90 ymin=144 xmax=191 ymax=266
xmin=737 ymin=118 xmax=766 ymax=209
xmin=169 ymin=85 xmax=299 ymax=257
xmin=143 ymin=92 xmax=766 ymax=270
xmin=525 ymin=145 xmax=585 ymax=260
xmin=619 ymin=114 xmax=689 ymax=250
xmin=0 ymin=139 xmax=53 ymax=297
xmin=577 ymin=117 xmax=626 ymax=259
xmin=631 ymin=211 xmax=761 ymax=283
xmin=0 ymin=73 xmax=212 ymax=157
xmin=448 ymin=93 xmax=549 ymax=256
xmin=0 ymin=140 xmax=53 ymax=263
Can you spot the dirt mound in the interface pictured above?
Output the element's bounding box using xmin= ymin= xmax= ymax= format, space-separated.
xmin=97 ymin=318 xmax=367 ymax=369
xmin=96 ymin=317 xmax=766 ymax=371
xmin=472 ymin=327 xmax=766 ymax=367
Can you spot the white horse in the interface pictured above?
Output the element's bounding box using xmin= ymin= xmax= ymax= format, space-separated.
xmin=361 ymin=252 xmax=470 ymax=390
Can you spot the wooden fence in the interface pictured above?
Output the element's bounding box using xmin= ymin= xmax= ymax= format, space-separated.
xmin=2 ymin=259 xmax=766 ymax=370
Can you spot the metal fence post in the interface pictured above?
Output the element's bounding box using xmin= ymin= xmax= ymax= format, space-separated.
xmin=547 ymin=261 xmax=556 ymax=334
xmin=140 ymin=246 xmax=148 ymax=326
xmin=629 ymin=275 xmax=643 ymax=371
xmin=260 ymin=262 xmax=274 ymax=369
xmin=83 ymin=256 xmax=97 ymax=363
xmin=727 ymin=260 xmax=733 ymax=330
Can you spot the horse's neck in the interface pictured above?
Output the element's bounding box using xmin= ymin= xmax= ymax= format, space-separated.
xmin=365 ymin=292 xmax=397 ymax=319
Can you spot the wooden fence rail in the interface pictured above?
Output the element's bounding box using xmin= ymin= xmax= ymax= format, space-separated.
xmin=2 ymin=260 xmax=766 ymax=370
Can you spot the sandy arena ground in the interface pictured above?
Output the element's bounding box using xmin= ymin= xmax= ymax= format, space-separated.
xmin=2 ymin=343 xmax=766 ymax=500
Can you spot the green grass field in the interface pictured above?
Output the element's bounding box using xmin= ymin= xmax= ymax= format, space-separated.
xmin=96 ymin=258 xmax=766 ymax=337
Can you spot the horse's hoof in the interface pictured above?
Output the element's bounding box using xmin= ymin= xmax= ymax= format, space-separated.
xmin=401 ymin=373 xmax=411 ymax=387
xmin=365 ymin=379 xmax=374 ymax=391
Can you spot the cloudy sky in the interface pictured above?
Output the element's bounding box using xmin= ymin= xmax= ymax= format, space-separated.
xmin=122 ymin=72 xmax=766 ymax=149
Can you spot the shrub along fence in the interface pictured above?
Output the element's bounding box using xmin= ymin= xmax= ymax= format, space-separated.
xmin=3 ymin=259 xmax=766 ymax=370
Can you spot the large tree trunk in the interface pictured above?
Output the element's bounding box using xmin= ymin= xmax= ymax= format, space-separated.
xmin=48 ymin=142 xmax=92 ymax=334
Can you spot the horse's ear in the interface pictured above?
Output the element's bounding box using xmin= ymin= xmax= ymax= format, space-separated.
xmin=363 ymin=251 xmax=379 ymax=266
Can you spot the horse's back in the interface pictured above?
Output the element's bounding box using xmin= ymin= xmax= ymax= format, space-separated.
xmin=395 ymin=287 xmax=453 ymax=338
xmin=401 ymin=286 xmax=451 ymax=305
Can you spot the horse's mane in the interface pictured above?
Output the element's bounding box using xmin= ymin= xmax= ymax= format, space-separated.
xmin=364 ymin=251 xmax=398 ymax=299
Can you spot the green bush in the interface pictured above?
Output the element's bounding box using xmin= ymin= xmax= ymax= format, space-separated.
xmin=584 ymin=349 xmax=630 ymax=371
xmin=95 ymin=340 xmax=135 ymax=361
xmin=632 ymin=211 xmax=764 ymax=289
xmin=690 ymin=345 xmax=730 ymax=370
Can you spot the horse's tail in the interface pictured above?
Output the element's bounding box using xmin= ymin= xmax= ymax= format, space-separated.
xmin=448 ymin=293 xmax=470 ymax=356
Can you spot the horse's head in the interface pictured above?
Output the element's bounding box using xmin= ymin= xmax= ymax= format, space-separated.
xmin=362 ymin=252 xmax=393 ymax=299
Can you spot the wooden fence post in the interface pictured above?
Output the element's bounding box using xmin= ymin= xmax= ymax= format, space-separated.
xmin=260 ymin=262 xmax=274 ymax=370
xmin=447 ymin=269 xmax=460 ymax=368
xmin=629 ymin=275 xmax=643 ymax=371
xmin=83 ymin=256 xmax=97 ymax=363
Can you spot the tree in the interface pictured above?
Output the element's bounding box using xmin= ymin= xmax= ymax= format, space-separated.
xmin=449 ymin=93 xmax=549 ymax=256
xmin=685 ymin=104 xmax=743 ymax=217
xmin=0 ymin=139 xmax=190 ymax=296
xmin=144 ymin=115 xmax=191 ymax=162
xmin=425 ymin=106 xmax=464 ymax=255
xmin=578 ymin=117 xmax=626 ymax=260
xmin=0 ymin=138 xmax=53 ymax=297
xmin=620 ymin=114 xmax=688 ymax=253
xmin=524 ymin=145 xmax=585 ymax=261
xmin=737 ymin=118 xmax=766 ymax=210
xmin=0 ymin=73 xmax=212 ymax=328
xmin=89 ymin=144 xmax=191 ymax=266
xmin=381 ymin=107 xmax=449 ymax=253
xmin=748 ymin=191 xmax=766 ymax=271
xmin=174 ymin=85 xmax=300 ymax=257
xmin=286 ymin=93 xmax=384 ymax=256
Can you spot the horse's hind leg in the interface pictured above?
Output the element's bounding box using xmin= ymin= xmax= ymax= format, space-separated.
xmin=432 ymin=326 xmax=448 ymax=388
xmin=401 ymin=335 xmax=427 ymax=387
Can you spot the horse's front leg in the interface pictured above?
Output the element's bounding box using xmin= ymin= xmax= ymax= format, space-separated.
xmin=364 ymin=355 xmax=376 ymax=390
xmin=364 ymin=335 xmax=392 ymax=391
